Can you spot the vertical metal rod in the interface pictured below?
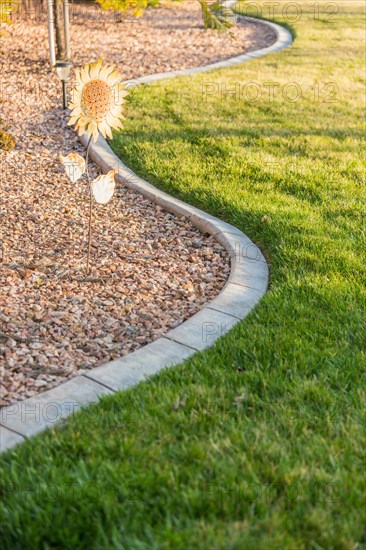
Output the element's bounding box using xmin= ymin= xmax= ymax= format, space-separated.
xmin=46 ymin=0 xmax=56 ymax=66
xmin=62 ymin=80 xmax=67 ymax=109
xmin=85 ymin=136 xmax=93 ymax=275
xmin=63 ymin=0 xmax=71 ymax=61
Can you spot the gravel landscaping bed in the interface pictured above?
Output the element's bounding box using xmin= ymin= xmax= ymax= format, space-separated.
xmin=0 ymin=2 xmax=275 ymax=406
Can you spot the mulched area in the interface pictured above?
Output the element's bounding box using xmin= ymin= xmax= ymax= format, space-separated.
xmin=0 ymin=1 xmax=275 ymax=406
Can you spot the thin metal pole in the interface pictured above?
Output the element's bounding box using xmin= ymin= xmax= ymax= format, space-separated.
xmin=85 ymin=136 xmax=93 ymax=275
xmin=63 ymin=0 xmax=71 ymax=61
xmin=62 ymin=80 xmax=67 ymax=109
xmin=46 ymin=0 xmax=56 ymax=66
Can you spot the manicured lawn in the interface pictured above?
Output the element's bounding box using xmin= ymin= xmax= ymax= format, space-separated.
xmin=1 ymin=1 xmax=365 ymax=548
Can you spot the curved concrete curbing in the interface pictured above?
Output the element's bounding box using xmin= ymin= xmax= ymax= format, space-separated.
xmin=0 ymin=10 xmax=293 ymax=453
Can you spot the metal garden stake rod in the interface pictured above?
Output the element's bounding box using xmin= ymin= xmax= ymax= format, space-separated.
xmin=85 ymin=136 xmax=93 ymax=275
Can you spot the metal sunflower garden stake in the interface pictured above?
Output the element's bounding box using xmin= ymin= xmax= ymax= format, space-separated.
xmin=60 ymin=60 xmax=129 ymax=274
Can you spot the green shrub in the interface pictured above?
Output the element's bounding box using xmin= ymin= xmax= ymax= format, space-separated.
xmin=95 ymin=0 xmax=148 ymax=16
xmin=0 ymin=119 xmax=15 ymax=151
xmin=0 ymin=0 xmax=19 ymax=24
xmin=197 ymin=0 xmax=235 ymax=31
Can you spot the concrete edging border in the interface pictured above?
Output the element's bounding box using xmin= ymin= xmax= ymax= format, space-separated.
xmin=0 ymin=8 xmax=293 ymax=453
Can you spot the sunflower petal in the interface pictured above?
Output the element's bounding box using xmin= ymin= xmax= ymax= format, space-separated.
xmin=89 ymin=59 xmax=103 ymax=79
xmin=99 ymin=63 xmax=115 ymax=81
xmin=112 ymin=83 xmax=129 ymax=104
xmin=92 ymin=124 xmax=99 ymax=142
xmin=110 ymin=105 xmax=124 ymax=119
xmin=86 ymin=121 xmax=97 ymax=139
xmin=105 ymin=124 xmax=113 ymax=140
xmin=77 ymin=125 xmax=87 ymax=137
xmin=70 ymin=106 xmax=82 ymax=117
xmin=107 ymin=69 xmax=124 ymax=86
xmin=69 ymin=89 xmax=82 ymax=105
xmin=73 ymin=68 xmax=82 ymax=85
xmin=106 ymin=113 xmax=123 ymax=131
xmin=98 ymin=120 xmax=108 ymax=138
xmin=68 ymin=115 xmax=81 ymax=126
xmin=80 ymin=64 xmax=91 ymax=84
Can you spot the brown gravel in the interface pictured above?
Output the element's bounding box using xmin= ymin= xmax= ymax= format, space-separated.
xmin=0 ymin=2 xmax=275 ymax=407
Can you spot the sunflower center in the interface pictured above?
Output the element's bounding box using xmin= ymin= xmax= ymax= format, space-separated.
xmin=81 ymin=79 xmax=112 ymax=122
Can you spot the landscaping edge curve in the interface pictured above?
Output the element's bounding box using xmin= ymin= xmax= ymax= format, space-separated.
xmin=0 ymin=9 xmax=293 ymax=453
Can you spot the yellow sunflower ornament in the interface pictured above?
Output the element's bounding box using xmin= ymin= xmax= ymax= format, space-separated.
xmin=59 ymin=60 xmax=129 ymax=274
xmin=68 ymin=60 xmax=129 ymax=141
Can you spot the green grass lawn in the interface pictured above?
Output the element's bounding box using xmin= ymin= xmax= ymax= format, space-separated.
xmin=1 ymin=2 xmax=365 ymax=548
